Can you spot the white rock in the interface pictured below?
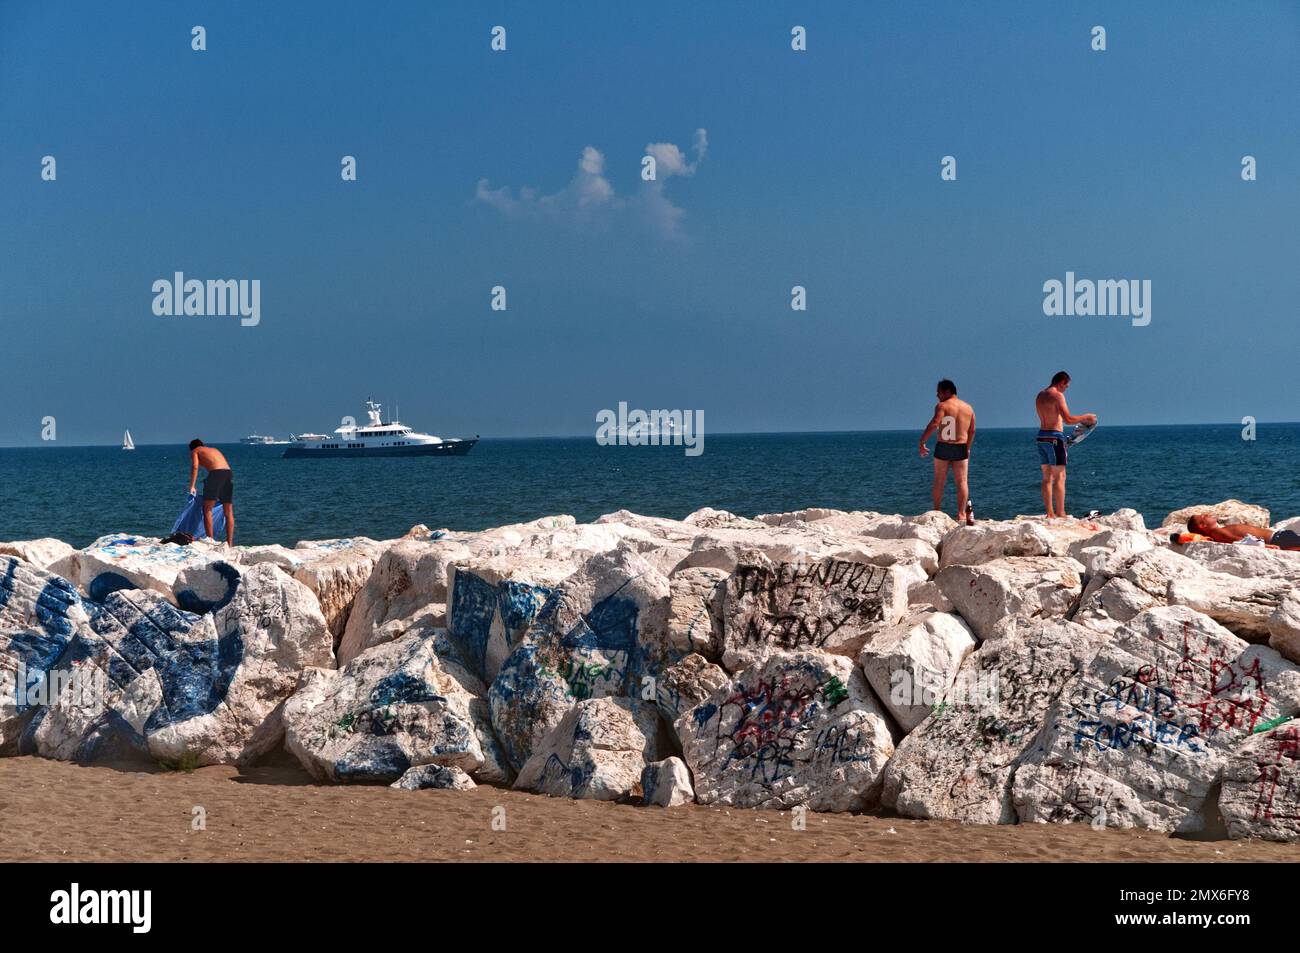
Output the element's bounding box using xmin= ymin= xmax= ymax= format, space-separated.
xmin=721 ymin=552 xmax=910 ymax=670
xmin=1066 ymin=529 xmax=1153 ymax=568
xmin=337 ymin=538 xmax=472 ymax=666
xmin=390 ymin=764 xmax=476 ymax=791
xmin=881 ymin=619 xmax=1107 ymax=824
xmin=1162 ymin=500 xmax=1270 ymax=530
xmin=1268 ymin=593 xmax=1300 ymax=665
xmin=31 ymin=563 xmax=333 ymax=767
xmin=293 ymin=548 xmax=381 ymax=645
xmin=445 ymin=556 xmax=573 ymax=684
xmin=284 ymin=630 xmax=484 ymax=783
xmin=1167 ymin=571 xmax=1291 ymax=642
xmin=684 ymin=507 xmax=766 ymax=529
xmin=1073 ymin=576 xmax=1159 ymax=635
xmin=654 ymin=652 xmax=730 ymax=723
xmin=1179 ymin=541 xmax=1300 ymax=583
xmin=1013 ymin=606 xmax=1300 ymax=833
xmin=514 ymin=696 xmax=668 ymax=800
xmin=237 ymin=544 xmax=304 ymax=571
xmin=1219 ymin=723 xmax=1300 ymax=841
xmin=938 ymin=521 xmax=1053 ymax=568
xmin=665 ymin=566 xmax=728 ymax=660
xmin=935 ymin=556 xmax=1084 ymax=642
xmin=678 ymin=651 xmax=895 ymax=812
xmin=0 ymin=557 xmax=91 ymax=753
xmin=487 ymin=545 xmax=672 ymax=772
xmin=859 ymin=609 xmax=977 ymax=733
xmin=0 ymin=539 xmax=76 ymax=572
xmin=642 ymin=756 xmax=695 ymax=806
xmin=907 ymin=579 xmax=955 ymax=613
xmin=71 ymin=534 xmax=228 ymax=603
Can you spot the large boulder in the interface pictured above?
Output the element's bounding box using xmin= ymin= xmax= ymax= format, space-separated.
xmin=445 ymin=557 xmax=572 ymax=683
xmin=1268 ymin=594 xmax=1300 ymax=665
xmin=665 ymin=566 xmax=727 ymax=660
xmin=68 ymin=535 xmax=227 ymax=603
xmin=26 ymin=562 xmax=333 ymax=767
xmin=1162 ymin=500 xmax=1270 ymax=531
xmin=680 ymin=524 xmax=937 ymax=577
xmin=1167 ymin=571 xmax=1293 ymax=642
xmin=293 ymin=547 xmax=382 ymax=646
xmin=0 ymin=557 xmax=91 ymax=753
xmin=1073 ymin=576 xmax=1160 ymax=635
xmin=514 ymin=696 xmax=669 ymax=800
xmin=1178 ymin=541 xmax=1300 ymax=583
xmin=1219 ymin=723 xmax=1300 ymax=842
xmin=755 ymin=509 xmax=956 ymax=549
xmin=858 ymin=609 xmax=977 ymax=733
xmin=678 ymin=651 xmax=896 ymax=812
xmin=487 ymin=545 xmax=672 ymax=772
xmin=1012 ymin=606 xmax=1300 ymax=833
xmin=390 ymin=764 xmax=476 ymax=791
xmin=283 ymin=630 xmax=484 ymax=783
xmin=0 ymin=539 xmax=76 ymax=572
xmin=653 ymin=652 xmax=730 ymax=723
xmin=642 ymin=756 xmax=696 ymax=806
xmin=881 ymin=619 xmax=1107 ymax=824
xmin=938 ymin=519 xmax=1100 ymax=570
xmin=935 ymin=556 xmax=1084 ymax=642
xmin=337 ymin=538 xmax=473 ymax=665
xmin=720 ymin=552 xmax=911 ymax=671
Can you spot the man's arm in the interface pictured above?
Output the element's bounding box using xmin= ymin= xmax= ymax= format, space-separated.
xmin=966 ymin=411 xmax=976 ymax=450
xmin=1057 ymin=394 xmax=1096 ymax=427
xmin=189 ymin=451 xmax=200 ymax=495
xmin=918 ymin=404 xmax=944 ymax=456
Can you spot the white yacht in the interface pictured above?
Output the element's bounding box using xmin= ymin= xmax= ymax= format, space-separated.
xmin=241 ymin=434 xmax=277 ymax=445
xmin=284 ymin=400 xmax=477 ymax=458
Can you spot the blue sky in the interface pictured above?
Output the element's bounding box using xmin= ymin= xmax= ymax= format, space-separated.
xmin=1 ymin=0 xmax=1297 ymax=445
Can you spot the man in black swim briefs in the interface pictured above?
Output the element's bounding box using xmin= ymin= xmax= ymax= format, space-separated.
xmin=919 ymin=379 xmax=976 ymax=524
xmin=188 ymin=439 xmax=236 ymax=545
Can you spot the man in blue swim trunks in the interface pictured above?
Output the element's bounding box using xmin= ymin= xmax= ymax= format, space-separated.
xmin=1034 ymin=371 xmax=1096 ymax=518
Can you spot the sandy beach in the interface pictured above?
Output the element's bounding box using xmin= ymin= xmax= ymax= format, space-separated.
xmin=1 ymin=755 xmax=1293 ymax=863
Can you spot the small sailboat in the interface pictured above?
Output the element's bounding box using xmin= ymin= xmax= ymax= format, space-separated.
xmin=122 ymin=430 xmax=135 ymax=451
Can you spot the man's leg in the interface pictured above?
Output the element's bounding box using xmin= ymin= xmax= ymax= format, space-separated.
xmin=932 ymin=459 xmax=950 ymax=512
xmin=222 ymin=503 xmax=234 ymax=546
xmin=1040 ymin=465 xmax=1053 ymax=517
xmin=1052 ymin=467 xmax=1067 ymax=518
xmin=952 ymin=459 xmax=969 ymax=522
xmin=202 ymin=499 xmax=214 ymax=539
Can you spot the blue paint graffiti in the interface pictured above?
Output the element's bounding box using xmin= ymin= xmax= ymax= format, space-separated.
xmin=174 ymin=561 xmax=241 ymax=613
xmin=447 ymin=570 xmax=553 ymax=681
xmin=87 ymin=572 xmax=137 ymax=603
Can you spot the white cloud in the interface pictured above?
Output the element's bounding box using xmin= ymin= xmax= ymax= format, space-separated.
xmin=475 ymin=129 xmax=706 ymax=239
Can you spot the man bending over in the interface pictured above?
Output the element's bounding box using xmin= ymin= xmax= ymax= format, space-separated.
xmin=188 ymin=439 xmax=235 ymax=545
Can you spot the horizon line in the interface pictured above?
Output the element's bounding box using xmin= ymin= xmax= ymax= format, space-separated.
xmin=0 ymin=419 xmax=1285 ymax=450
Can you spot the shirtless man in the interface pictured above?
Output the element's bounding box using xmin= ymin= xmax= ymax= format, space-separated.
xmin=1034 ymin=371 xmax=1096 ymax=519
xmin=918 ymin=379 xmax=975 ymax=524
xmin=1186 ymin=514 xmax=1300 ymax=550
xmin=188 ymin=439 xmax=235 ymax=545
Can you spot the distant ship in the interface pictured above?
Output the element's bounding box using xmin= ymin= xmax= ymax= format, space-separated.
xmin=122 ymin=430 xmax=135 ymax=451
xmin=241 ymin=434 xmax=290 ymax=445
xmin=283 ymin=400 xmax=477 ymax=458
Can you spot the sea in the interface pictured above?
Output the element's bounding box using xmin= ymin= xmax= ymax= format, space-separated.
xmin=2 ymin=424 xmax=1298 ymax=548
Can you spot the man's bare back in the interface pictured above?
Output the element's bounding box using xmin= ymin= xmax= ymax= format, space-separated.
xmin=935 ymin=396 xmax=974 ymax=443
xmin=194 ymin=446 xmax=230 ymax=472
xmin=1036 ymin=388 xmax=1067 ymax=431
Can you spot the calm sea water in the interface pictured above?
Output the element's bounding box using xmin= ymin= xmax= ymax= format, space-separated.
xmin=2 ymin=425 xmax=1297 ymax=548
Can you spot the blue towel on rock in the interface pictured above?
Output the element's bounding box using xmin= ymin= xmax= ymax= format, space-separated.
xmin=171 ymin=492 xmax=227 ymax=540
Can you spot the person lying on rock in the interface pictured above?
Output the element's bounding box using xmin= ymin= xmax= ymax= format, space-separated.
xmin=1184 ymin=514 xmax=1300 ymax=550
xmin=188 ymin=439 xmax=235 ymax=546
